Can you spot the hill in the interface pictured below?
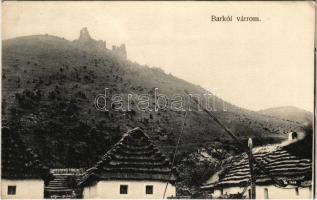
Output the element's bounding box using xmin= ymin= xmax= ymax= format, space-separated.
xmin=258 ymin=106 xmax=313 ymax=125
xmin=2 ymin=28 xmax=307 ymax=194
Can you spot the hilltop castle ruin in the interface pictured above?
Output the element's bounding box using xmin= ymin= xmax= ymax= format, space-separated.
xmin=73 ymin=27 xmax=127 ymax=59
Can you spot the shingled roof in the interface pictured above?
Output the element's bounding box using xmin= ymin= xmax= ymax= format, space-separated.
xmin=202 ymin=136 xmax=312 ymax=189
xmin=79 ymin=127 xmax=177 ymax=187
xmin=1 ymin=127 xmax=50 ymax=179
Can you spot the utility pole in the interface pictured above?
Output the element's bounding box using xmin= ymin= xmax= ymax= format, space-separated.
xmin=248 ymin=138 xmax=256 ymax=199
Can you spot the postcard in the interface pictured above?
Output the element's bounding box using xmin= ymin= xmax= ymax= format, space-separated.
xmin=1 ymin=1 xmax=315 ymax=199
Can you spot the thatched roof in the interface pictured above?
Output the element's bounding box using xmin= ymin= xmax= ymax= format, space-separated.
xmin=79 ymin=127 xmax=177 ymax=187
xmin=1 ymin=127 xmax=50 ymax=179
xmin=202 ymin=136 xmax=312 ymax=189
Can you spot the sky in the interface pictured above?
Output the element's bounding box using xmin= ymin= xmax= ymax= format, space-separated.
xmin=3 ymin=1 xmax=315 ymax=112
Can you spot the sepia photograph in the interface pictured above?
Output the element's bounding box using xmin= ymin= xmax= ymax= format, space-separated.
xmin=1 ymin=1 xmax=315 ymax=199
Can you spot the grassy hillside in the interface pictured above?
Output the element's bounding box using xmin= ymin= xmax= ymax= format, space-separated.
xmin=2 ymin=31 xmax=308 ymax=193
xmin=258 ymin=106 xmax=313 ymax=125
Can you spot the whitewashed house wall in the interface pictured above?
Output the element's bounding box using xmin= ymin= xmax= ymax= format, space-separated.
xmin=1 ymin=179 xmax=44 ymax=199
xmin=83 ymin=180 xmax=175 ymax=199
xmin=213 ymin=185 xmax=312 ymax=199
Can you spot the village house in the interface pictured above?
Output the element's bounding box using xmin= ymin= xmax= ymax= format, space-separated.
xmin=201 ymin=132 xmax=312 ymax=199
xmin=1 ymin=127 xmax=50 ymax=199
xmin=78 ymin=127 xmax=177 ymax=199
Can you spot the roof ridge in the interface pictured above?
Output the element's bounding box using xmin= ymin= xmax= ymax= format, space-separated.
xmin=202 ymin=141 xmax=312 ymax=189
xmin=79 ymin=127 xmax=177 ymax=187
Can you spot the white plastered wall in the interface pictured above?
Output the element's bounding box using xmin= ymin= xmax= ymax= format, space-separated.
xmin=83 ymin=180 xmax=176 ymax=199
xmin=1 ymin=179 xmax=44 ymax=199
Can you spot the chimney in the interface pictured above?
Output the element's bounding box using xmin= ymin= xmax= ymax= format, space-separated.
xmin=288 ymin=131 xmax=298 ymax=141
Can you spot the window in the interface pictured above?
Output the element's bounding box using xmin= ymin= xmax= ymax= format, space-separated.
xmin=7 ymin=186 xmax=16 ymax=195
xmin=146 ymin=185 xmax=153 ymax=195
xmin=120 ymin=185 xmax=128 ymax=194
xmin=264 ymin=188 xmax=269 ymax=199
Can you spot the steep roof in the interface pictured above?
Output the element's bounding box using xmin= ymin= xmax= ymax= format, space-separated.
xmin=202 ymin=137 xmax=312 ymax=189
xmin=79 ymin=127 xmax=177 ymax=187
xmin=1 ymin=127 xmax=50 ymax=179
